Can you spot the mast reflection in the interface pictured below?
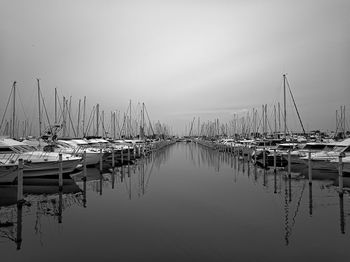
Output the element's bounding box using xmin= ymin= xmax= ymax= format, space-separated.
xmin=0 ymin=177 xmax=82 ymax=250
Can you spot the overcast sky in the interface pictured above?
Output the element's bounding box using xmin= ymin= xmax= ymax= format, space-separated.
xmin=1 ymin=0 xmax=349 ymax=135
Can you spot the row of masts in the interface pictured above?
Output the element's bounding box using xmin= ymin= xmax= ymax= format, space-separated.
xmin=1 ymin=80 xmax=171 ymax=140
xmin=185 ymin=74 xmax=348 ymax=139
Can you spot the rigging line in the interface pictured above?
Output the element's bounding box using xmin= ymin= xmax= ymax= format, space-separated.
xmin=39 ymin=90 xmax=53 ymax=135
xmin=17 ymin=89 xmax=29 ymax=123
xmin=255 ymin=112 xmax=263 ymax=134
xmin=99 ymin=113 xmax=106 ymax=137
xmin=119 ymin=114 xmax=126 ymax=138
xmin=265 ymin=105 xmax=274 ymax=134
xmin=144 ymin=105 xmax=155 ymax=136
xmin=290 ymin=181 xmax=306 ymax=235
xmin=145 ymin=155 xmax=156 ymax=190
xmin=85 ymin=106 xmax=95 ymax=136
xmin=116 ymin=110 xmax=121 ymax=139
xmin=286 ymin=78 xmax=306 ymax=134
xmin=0 ymin=85 xmax=13 ymax=132
xmin=56 ymin=90 xmax=64 ymax=124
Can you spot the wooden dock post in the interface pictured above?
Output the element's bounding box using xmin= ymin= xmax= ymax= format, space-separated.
xmin=112 ymin=148 xmax=115 ymax=169
xmin=308 ymin=150 xmax=312 ymax=184
xmin=17 ymin=158 xmax=24 ymax=203
xmin=262 ymin=147 xmax=266 ymax=169
xmin=338 ymin=153 xmax=344 ymax=195
xmin=128 ymin=146 xmax=131 ymax=162
xmin=99 ymin=173 xmax=103 ymax=196
xmin=83 ymin=151 xmax=87 ymax=181
xmin=128 ymin=162 xmax=131 ymax=178
xmin=273 ymin=149 xmax=277 ymax=173
xmin=287 ymin=150 xmax=291 ymax=179
xmin=58 ymin=154 xmax=63 ymax=191
xmin=274 ymin=170 xmax=277 ymax=194
xmin=254 ymin=147 xmax=257 ymax=164
xmin=121 ymin=148 xmax=124 ymax=165
xmin=111 ymin=169 xmax=115 ymax=189
xmin=99 ymin=148 xmax=103 ymax=174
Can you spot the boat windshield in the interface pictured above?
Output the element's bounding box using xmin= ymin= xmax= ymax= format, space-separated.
xmin=0 ymin=147 xmax=15 ymax=153
xmin=332 ymin=146 xmax=347 ymax=153
xmin=276 ymin=144 xmax=295 ymax=150
xmin=323 ymin=145 xmax=336 ymax=151
xmin=302 ymin=144 xmax=326 ymax=150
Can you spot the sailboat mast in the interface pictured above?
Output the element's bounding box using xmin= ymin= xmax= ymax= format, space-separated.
xmin=96 ymin=103 xmax=99 ymax=136
xmin=265 ymin=104 xmax=267 ymax=137
xmin=12 ymin=81 xmax=16 ymax=138
xmin=142 ymin=102 xmax=145 ymax=138
xmin=274 ymin=104 xmax=277 ymax=135
xmin=37 ymin=79 xmax=42 ymax=138
xmin=129 ymin=100 xmax=132 ymax=138
xmin=278 ymin=102 xmax=281 ymax=133
xmin=68 ymin=96 xmax=72 ymax=136
xmin=54 ymin=88 xmax=57 ymax=124
xmin=344 ymin=106 xmax=346 ymax=137
xmin=77 ymin=99 xmax=81 ymax=137
xmin=283 ymin=74 xmax=287 ymax=138
xmin=113 ymin=111 xmax=116 ymax=139
xmin=83 ymin=96 xmax=86 ymax=137
xmin=62 ymin=96 xmax=66 ymax=137
xmin=262 ymin=105 xmax=264 ymax=137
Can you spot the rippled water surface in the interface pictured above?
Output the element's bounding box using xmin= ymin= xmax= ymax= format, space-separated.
xmin=1 ymin=142 xmax=349 ymax=261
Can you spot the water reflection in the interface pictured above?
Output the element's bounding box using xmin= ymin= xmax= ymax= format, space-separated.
xmin=191 ymin=142 xmax=350 ymax=241
xmin=339 ymin=193 xmax=345 ymax=234
xmin=0 ymin=177 xmax=82 ymax=250
xmin=0 ymin=142 xmax=349 ymax=261
xmin=309 ymin=183 xmax=313 ymax=216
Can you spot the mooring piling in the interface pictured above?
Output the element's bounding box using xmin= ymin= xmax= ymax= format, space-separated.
xmin=59 ymin=153 xmax=63 ymax=191
xmin=273 ymin=149 xmax=277 ymax=173
xmin=17 ymin=158 xmax=24 ymax=203
xmin=112 ymin=148 xmax=115 ymax=169
xmin=99 ymin=148 xmax=103 ymax=174
xmin=308 ymin=150 xmax=312 ymax=184
xmin=83 ymin=151 xmax=87 ymax=181
xmin=338 ymin=153 xmax=344 ymax=195
xmin=287 ymin=149 xmax=291 ymax=179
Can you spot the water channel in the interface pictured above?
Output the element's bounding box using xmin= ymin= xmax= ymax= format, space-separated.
xmin=1 ymin=142 xmax=349 ymax=261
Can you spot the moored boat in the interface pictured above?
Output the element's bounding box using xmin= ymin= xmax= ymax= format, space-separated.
xmin=0 ymin=138 xmax=81 ymax=178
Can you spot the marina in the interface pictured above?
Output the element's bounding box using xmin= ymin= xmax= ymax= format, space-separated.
xmin=1 ymin=1 xmax=350 ymax=261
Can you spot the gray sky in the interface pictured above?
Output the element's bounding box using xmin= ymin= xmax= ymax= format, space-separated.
xmin=1 ymin=0 xmax=349 ymax=135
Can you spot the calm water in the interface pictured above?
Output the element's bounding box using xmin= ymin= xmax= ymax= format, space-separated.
xmin=1 ymin=142 xmax=349 ymax=262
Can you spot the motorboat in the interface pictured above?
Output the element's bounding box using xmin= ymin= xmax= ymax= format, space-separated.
xmin=0 ymin=138 xmax=81 ymax=179
xmin=46 ymin=139 xmax=101 ymax=166
xmin=300 ymin=138 xmax=350 ymax=173
xmin=288 ymin=142 xmax=333 ymax=172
